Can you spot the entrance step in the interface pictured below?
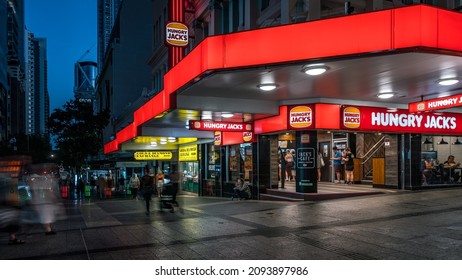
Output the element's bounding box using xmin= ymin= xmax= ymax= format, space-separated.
xmin=261 ymin=187 xmax=384 ymax=201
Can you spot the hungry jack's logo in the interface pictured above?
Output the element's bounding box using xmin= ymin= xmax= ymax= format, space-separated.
xmin=343 ymin=107 xmax=361 ymax=128
xmin=289 ymin=106 xmax=312 ymax=128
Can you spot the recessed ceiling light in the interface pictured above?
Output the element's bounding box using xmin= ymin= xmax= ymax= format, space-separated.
xmin=257 ymin=83 xmax=278 ymax=91
xmin=168 ymin=137 xmax=176 ymax=142
xmin=221 ymin=113 xmax=234 ymax=118
xmin=377 ymin=92 xmax=395 ymax=99
xmin=437 ymin=78 xmax=459 ymax=86
xmin=303 ymin=65 xmax=328 ymax=76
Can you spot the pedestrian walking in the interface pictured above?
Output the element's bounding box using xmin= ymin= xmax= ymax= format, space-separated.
xmin=140 ymin=165 xmax=154 ymax=215
xmin=129 ymin=173 xmax=140 ymax=199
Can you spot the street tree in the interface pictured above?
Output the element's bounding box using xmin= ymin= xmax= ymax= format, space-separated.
xmin=48 ymin=99 xmax=110 ymax=170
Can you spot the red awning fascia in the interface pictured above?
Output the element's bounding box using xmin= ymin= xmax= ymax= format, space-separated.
xmin=105 ymin=5 xmax=462 ymax=153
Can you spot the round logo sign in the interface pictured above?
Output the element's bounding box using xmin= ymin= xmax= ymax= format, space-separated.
xmin=166 ymin=22 xmax=188 ymax=47
xmin=417 ymin=102 xmax=426 ymax=111
xmin=343 ymin=107 xmax=361 ymax=128
xmin=243 ymin=132 xmax=253 ymax=142
xmin=289 ymin=106 xmax=312 ymax=128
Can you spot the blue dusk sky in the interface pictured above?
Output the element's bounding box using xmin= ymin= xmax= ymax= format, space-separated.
xmin=25 ymin=0 xmax=97 ymax=111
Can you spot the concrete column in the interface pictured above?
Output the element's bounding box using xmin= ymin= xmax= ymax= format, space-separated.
xmin=281 ymin=0 xmax=297 ymax=24
xmin=244 ymin=0 xmax=258 ymax=30
xmin=368 ymin=0 xmax=383 ymax=11
xmin=295 ymin=131 xmax=318 ymax=193
xmin=209 ymin=0 xmax=223 ymax=35
xmin=307 ymin=0 xmax=321 ymax=21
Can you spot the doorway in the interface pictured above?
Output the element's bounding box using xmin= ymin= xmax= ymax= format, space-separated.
xmin=319 ymin=141 xmax=331 ymax=182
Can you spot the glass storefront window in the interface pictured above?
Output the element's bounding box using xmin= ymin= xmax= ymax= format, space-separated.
xmin=421 ymin=135 xmax=462 ymax=186
xmin=179 ymin=161 xmax=199 ymax=193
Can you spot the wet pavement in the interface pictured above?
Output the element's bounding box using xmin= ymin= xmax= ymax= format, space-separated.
xmin=1 ymin=185 xmax=462 ymax=260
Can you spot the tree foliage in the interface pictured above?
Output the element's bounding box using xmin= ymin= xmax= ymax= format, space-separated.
xmin=48 ymin=99 xmax=110 ymax=169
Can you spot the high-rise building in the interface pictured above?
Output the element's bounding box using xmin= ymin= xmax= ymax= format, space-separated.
xmin=25 ymin=36 xmax=49 ymax=135
xmin=6 ymin=0 xmax=25 ymax=137
xmin=97 ymin=0 xmax=121 ymax=72
xmin=0 ymin=0 xmax=8 ymax=143
xmin=95 ymin=0 xmax=153 ymax=144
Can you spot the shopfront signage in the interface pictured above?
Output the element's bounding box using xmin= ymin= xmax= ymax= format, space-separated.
xmin=341 ymin=105 xmax=462 ymax=134
xmin=214 ymin=131 xmax=222 ymax=145
xmin=288 ymin=105 xmax=314 ymax=129
xmin=134 ymin=151 xmax=172 ymax=160
xmin=179 ymin=145 xmax=198 ymax=161
xmin=297 ymin=148 xmax=315 ymax=169
xmin=408 ymin=94 xmax=462 ymax=112
xmin=243 ymin=132 xmax=253 ymax=142
xmin=165 ymin=22 xmax=188 ymax=47
xmin=189 ymin=120 xmax=253 ymax=132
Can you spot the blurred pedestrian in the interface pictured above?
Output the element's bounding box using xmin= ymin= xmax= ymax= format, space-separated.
xmin=140 ymin=165 xmax=154 ymax=215
xmin=0 ymin=174 xmax=24 ymax=245
xmin=169 ymin=167 xmax=181 ymax=212
xmin=129 ymin=173 xmax=140 ymax=199
xmin=27 ymin=173 xmax=59 ymax=235
xmin=97 ymin=174 xmax=106 ymax=199
xmin=156 ymin=169 xmax=164 ymax=197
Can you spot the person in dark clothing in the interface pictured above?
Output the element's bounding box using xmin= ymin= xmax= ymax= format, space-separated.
xmin=140 ymin=165 xmax=154 ymax=215
xmin=76 ymin=176 xmax=85 ymax=199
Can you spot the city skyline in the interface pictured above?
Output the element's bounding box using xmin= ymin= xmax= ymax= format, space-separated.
xmin=25 ymin=0 xmax=97 ymax=111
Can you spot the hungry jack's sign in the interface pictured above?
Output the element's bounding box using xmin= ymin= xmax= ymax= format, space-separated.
xmin=189 ymin=120 xmax=252 ymax=132
xmin=408 ymin=94 xmax=462 ymax=113
xmin=341 ymin=105 xmax=462 ymax=134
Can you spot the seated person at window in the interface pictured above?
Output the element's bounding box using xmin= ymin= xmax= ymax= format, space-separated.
xmin=422 ymin=158 xmax=435 ymax=184
xmin=443 ymin=155 xmax=460 ymax=183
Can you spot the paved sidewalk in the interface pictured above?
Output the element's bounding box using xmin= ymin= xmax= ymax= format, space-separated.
xmin=1 ymin=186 xmax=462 ymax=260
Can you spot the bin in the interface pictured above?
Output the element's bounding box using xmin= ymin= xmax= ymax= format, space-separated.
xmin=84 ymin=185 xmax=91 ymax=197
xmin=105 ymin=188 xmax=111 ymax=198
xmin=61 ymin=185 xmax=68 ymax=199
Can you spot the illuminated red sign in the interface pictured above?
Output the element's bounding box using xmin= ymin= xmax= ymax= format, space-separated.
xmin=341 ymin=105 xmax=462 ymax=134
xmin=409 ymin=94 xmax=462 ymax=112
xmin=165 ymin=22 xmax=188 ymax=47
xmin=288 ymin=105 xmax=315 ymax=130
xmin=189 ymin=120 xmax=253 ymax=132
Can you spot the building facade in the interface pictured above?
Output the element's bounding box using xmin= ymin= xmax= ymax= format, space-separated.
xmin=95 ymin=0 xmax=154 ymax=146
xmin=102 ymin=1 xmax=462 ymax=195
xmin=97 ymin=0 xmax=121 ymax=73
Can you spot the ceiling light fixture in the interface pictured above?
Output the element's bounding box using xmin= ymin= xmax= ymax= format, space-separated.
xmin=422 ymin=137 xmax=433 ymax=144
xmin=221 ymin=113 xmax=234 ymax=118
xmin=438 ymin=138 xmax=448 ymax=145
xmin=257 ymin=83 xmax=278 ymax=91
xmin=377 ymin=92 xmax=396 ymax=99
xmin=437 ymin=78 xmax=459 ymax=86
xmin=168 ymin=137 xmax=176 ymax=143
xmin=303 ymin=65 xmax=328 ymax=76
xmin=453 ymin=138 xmax=462 ymax=145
